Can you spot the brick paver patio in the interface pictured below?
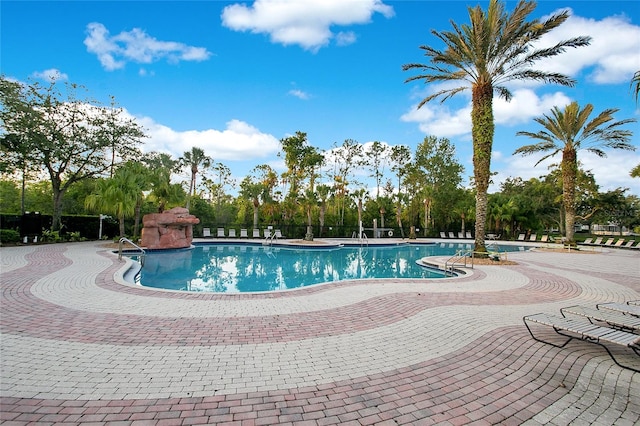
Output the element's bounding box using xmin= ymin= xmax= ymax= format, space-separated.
xmin=1 ymin=240 xmax=638 ymax=425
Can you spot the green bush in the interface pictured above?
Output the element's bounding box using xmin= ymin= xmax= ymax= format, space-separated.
xmin=0 ymin=229 xmax=21 ymax=244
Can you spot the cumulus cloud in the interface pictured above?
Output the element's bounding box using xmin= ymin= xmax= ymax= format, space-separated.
xmin=221 ymin=0 xmax=394 ymax=51
xmin=84 ymin=22 xmax=212 ymax=71
xmin=533 ymin=9 xmax=640 ymax=84
xmin=401 ymin=89 xmax=573 ymax=138
xmin=136 ymin=116 xmax=281 ymax=161
xmin=32 ymin=69 xmax=68 ymax=82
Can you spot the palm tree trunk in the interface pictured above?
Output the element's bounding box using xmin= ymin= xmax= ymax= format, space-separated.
xmin=471 ymin=83 xmax=494 ymax=254
xmin=562 ymin=148 xmax=577 ymax=244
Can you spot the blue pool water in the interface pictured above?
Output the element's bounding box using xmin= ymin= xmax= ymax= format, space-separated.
xmin=136 ymin=242 xmax=526 ymax=293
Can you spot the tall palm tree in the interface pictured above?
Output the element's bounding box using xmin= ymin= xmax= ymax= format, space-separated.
xmin=180 ymin=147 xmax=211 ymax=209
xmin=85 ymin=162 xmax=147 ymax=237
xmin=514 ymin=102 xmax=635 ymax=243
xmin=402 ymin=0 xmax=590 ymax=254
xmin=632 ymin=70 xmax=640 ymax=103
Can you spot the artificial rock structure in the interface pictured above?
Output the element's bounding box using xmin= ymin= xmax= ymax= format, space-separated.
xmin=141 ymin=207 xmax=199 ymax=249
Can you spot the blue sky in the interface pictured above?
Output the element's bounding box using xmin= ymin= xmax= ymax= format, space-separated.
xmin=2 ymin=0 xmax=639 ymax=197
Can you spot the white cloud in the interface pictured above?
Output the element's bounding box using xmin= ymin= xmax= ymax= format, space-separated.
xmin=32 ymin=69 xmax=68 ymax=82
xmin=535 ymin=10 xmax=640 ymax=84
xmin=401 ymin=89 xmax=574 ymax=138
xmin=221 ymin=0 xmax=394 ymax=51
xmin=84 ymin=22 xmax=212 ymax=71
xmin=288 ymin=89 xmax=310 ymax=100
xmin=136 ymin=116 xmax=281 ymax=162
xmin=491 ymin=146 xmax=640 ymax=194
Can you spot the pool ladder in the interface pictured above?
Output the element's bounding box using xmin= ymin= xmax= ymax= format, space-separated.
xmin=444 ymin=249 xmax=473 ymax=274
xmin=118 ymin=237 xmax=146 ymax=267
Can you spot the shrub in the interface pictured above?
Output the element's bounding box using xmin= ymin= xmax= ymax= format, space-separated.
xmin=0 ymin=229 xmax=21 ymax=244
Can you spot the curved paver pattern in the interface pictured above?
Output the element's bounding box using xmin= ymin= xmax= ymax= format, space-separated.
xmin=1 ymin=241 xmax=639 ymax=425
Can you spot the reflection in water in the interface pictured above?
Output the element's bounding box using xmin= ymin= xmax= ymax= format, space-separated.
xmin=139 ymin=243 xmax=483 ymax=293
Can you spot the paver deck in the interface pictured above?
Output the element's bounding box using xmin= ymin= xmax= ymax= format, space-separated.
xmin=1 ymin=240 xmax=639 ymax=425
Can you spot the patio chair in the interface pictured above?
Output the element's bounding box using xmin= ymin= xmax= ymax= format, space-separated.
xmin=517 ymin=233 xmax=526 ymax=241
xmin=590 ymin=237 xmax=603 ymax=246
xmin=597 ymin=302 xmax=640 ymax=318
xmin=228 ymin=229 xmax=237 ymax=238
xmin=440 ymin=232 xmax=447 ymax=238
xmin=252 ymin=229 xmax=261 ymax=238
xmin=580 ymin=237 xmax=593 ymax=245
xmin=465 ymin=231 xmax=472 ymax=239
xmin=240 ymin=229 xmax=248 ymax=238
xmin=621 ymin=240 xmax=635 ymax=249
xmin=561 ymin=305 xmax=640 ymax=333
xmin=448 ymin=232 xmax=456 ymax=238
xmin=523 ymin=313 xmax=640 ymax=372
xmin=274 ymin=229 xmax=283 ymax=239
xmin=602 ymin=238 xmax=615 ymax=246
xmin=529 ymin=234 xmax=537 ymax=241
xmin=540 ymin=235 xmax=549 ymax=243
xmin=613 ymin=239 xmax=625 ymax=248
xmin=217 ymin=228 xmax=226 ymax=238
xmin=203 ymin=228 xmax=211 ymax=238
xmin=458 ymin=232 xmax=464 ymax=239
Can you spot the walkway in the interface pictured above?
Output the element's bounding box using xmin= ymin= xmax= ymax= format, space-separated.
xmin=1 ymin=241 xmax=638 ymax=425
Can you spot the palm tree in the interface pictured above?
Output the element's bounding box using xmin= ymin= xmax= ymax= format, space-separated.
xmin=180 ymin=147 xmax=211 ymax=209
xmin=514 ymin=102 xmax=636 ymax=243
xmin=402 ymin=0 xmax=590 ymax=254
xmin=85 ymin=162 xmax=147 ymax=237
xmin=632 ymin=70 xmax=640 ymax=103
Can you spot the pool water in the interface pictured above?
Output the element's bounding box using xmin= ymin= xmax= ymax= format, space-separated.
xmin=136 ymin=243 xmax=525 ymax=293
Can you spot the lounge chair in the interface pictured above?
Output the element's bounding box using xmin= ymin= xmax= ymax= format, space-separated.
xmin=590 ymin=237 xmax=603 ymax=246
xmin=252 ymin=229 xmax=261 ymax=238
xmin=465 ymin=231 xmax=472 ymax=239
xmin=523 ymin=313 xmax=640 ymax=372
xmin=631 ymin=241 xmax=640 ymax=250
xmin=228 ymin=229 xmax=237 ymax=238
xmin=203 ymin=228 xmax=211 ymax=238
xmin=597 ymin=302 xmax=640 ymax=318
xmin=540 ymin=235 xmax=549 ymax=243
xmin=274 ymin=229 xmax=283 ymax=239
xmin=458 ymin=232 xmax=464 ymax=238
xmin=602 ymin=238 xmax=615 ymax=246
xmin=440 ymin=232 xmax=447 ymax=238
xmin=448 ymin=232 xmax=456 ymax=238
xmin=217 ymin=228 xmax=226 ymax=238
xmin=613 ymin=239 xmax=625 ymax=248
xmin=621 ymin=240 xmax=635 ymax=249
xmin=240 ymin=229 xmax=248 ymax=238
xmin=517 ymin=233 xmax=526 ymax=241
xmin=561 ymin=305 xmax=640 ymax=333
xmin=580 ymin=238 xmax=593 ymax=245
xmin=529 ymin=234 xmax=537 ymax=241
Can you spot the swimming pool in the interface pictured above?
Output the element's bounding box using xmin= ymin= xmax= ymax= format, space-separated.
xmin=135 ymin=242 xmax=526 ymax=293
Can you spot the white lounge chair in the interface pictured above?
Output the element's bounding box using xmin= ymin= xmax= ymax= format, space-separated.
xmin=465 ymin=232 xmax=472 ymax=239
xmin=240 ymin=229 xmax=248 ymax=238
xmin=252 ymin=229 xmax=261 ymax=238
xmin=524 ymin=312 xmax=640 ymax=372
xmin=613 ymin=239 xmax=625 ymax=248
xmin=440 ymin=232 xmax=447 ymax=238
xmin=517 ymin=233 xmax=526 ymax=241
xmin=228 ymin=229 xmax=236 ymax=238
xmin=540 ymin=235 xmax=549 ymax=243
xmin=274 ymin=229 xmax=283 ymax=239
xmin=217 ymin=228 xmax=226 ymax=238
xmin=203 ymin=228 xmax=211 ymax=238
xmin=458 ymin=232 xmax=464 ymax=239
xmin=448 ymin=232 xmax=455 ymax=238
xmin=602 ymin=238 xmax=615 ymax=246
xmin=529 ymin=234 xmax=537 ymax=241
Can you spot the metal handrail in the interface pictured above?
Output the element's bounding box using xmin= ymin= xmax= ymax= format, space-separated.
xmin=118 ymin=237 xmax=146 ymax=267
xmin=445 ymin=249 xmax=474 ymax=272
